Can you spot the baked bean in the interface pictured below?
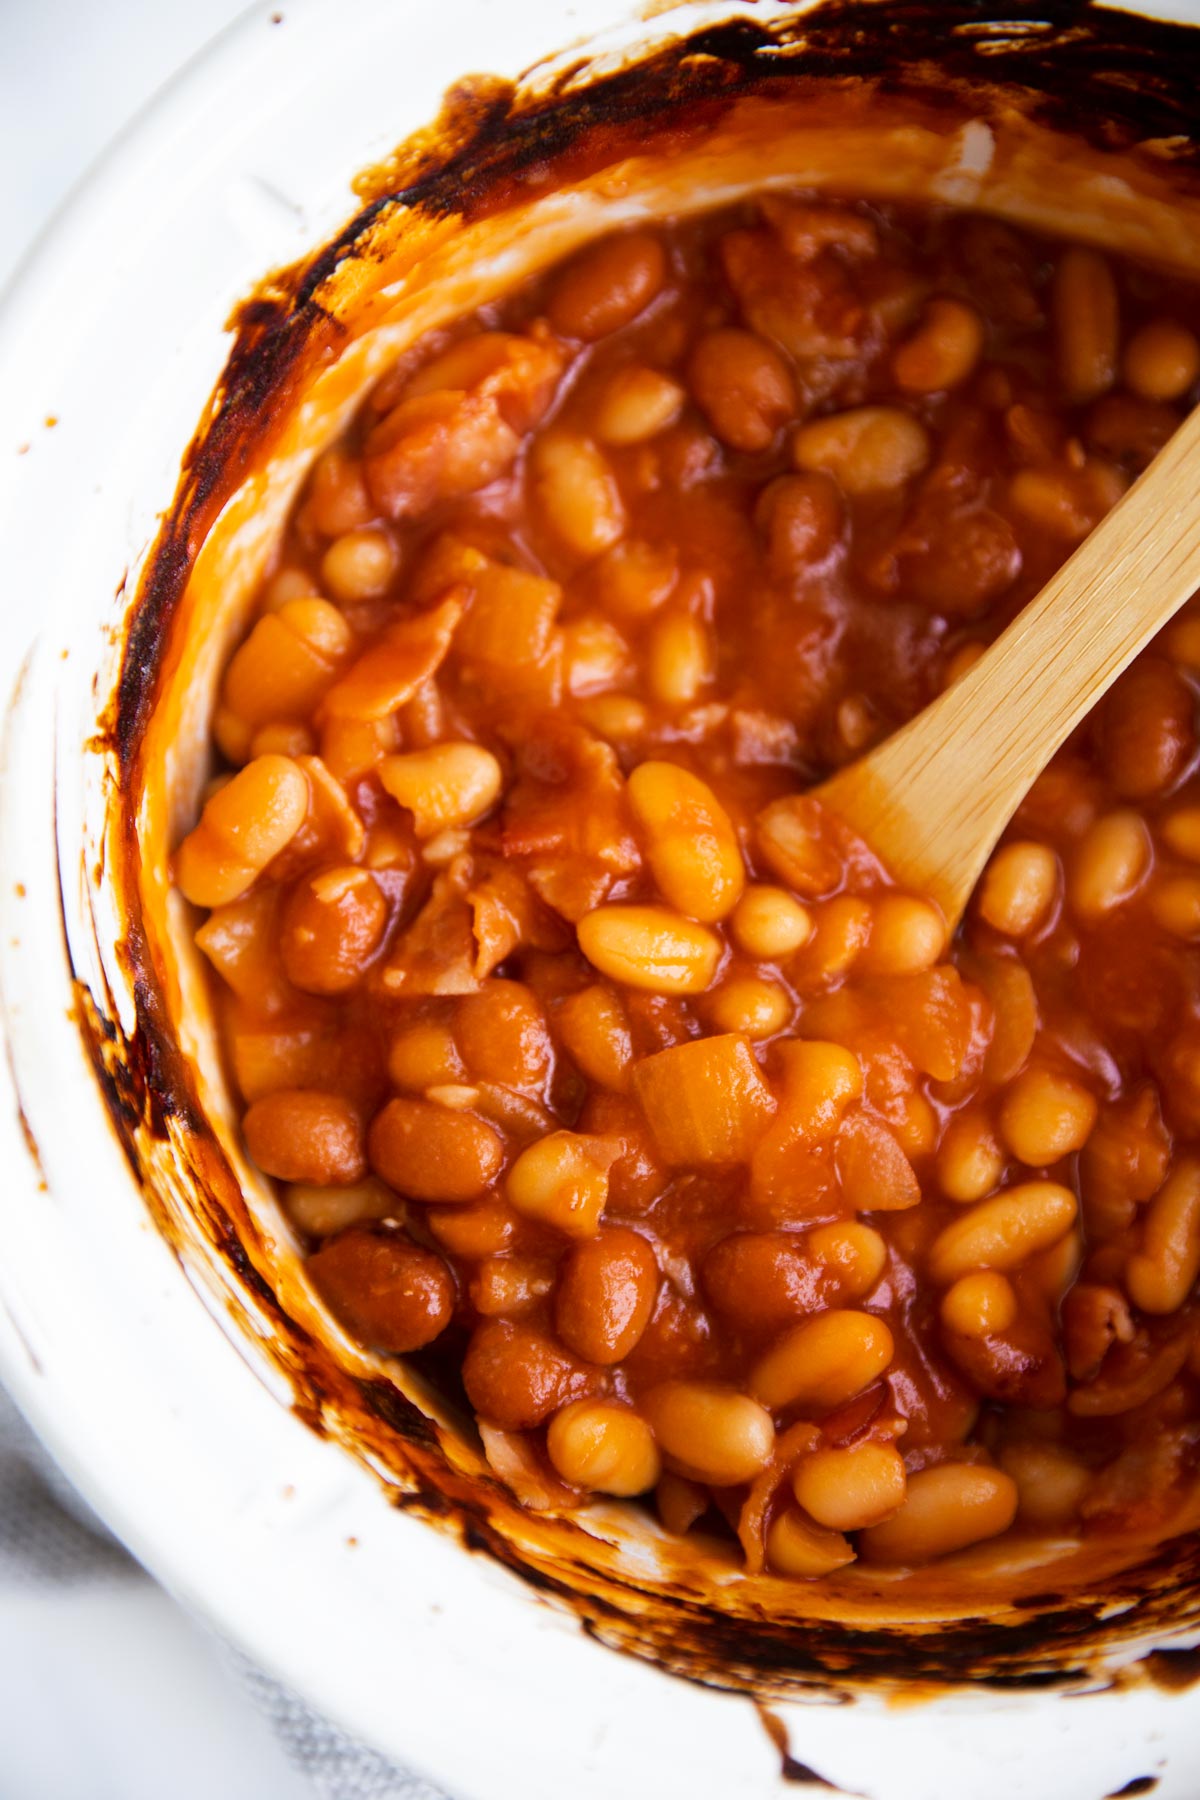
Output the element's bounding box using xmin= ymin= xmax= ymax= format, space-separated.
xmin=1053 ymin=246 xmax=1118 ymax=404
xmin=506 ymin=1131 xmax=620 ymax=1238
xmin=999 ymin=1066 xmax=1097 ymax=1166
xmin=927 ymin=1181 xmax=1077 ymax=1285
xmin=1006 ymin=463 xmax=1122 ymax=542
xmin=581 ymin=695 xmax=649 ymax=743
xmin=792 ymin=406 xmax=930 ymax=495
xmin=554 ymin=986 xmax=633 ymax=1091
xmin=1086 ymin=392 xmax=1180 ymax=469
xmin=1161 ymin=806 xmax=1200 ymax=861
xmin=860 ymin=895 xmax=945 ymax=975
xmin=379 ymin=743 xmax=503 ymax=838
xmin=244 ymin=1089 xmax=366 ymax=1186
xmin=977 ymin=842 xmax=1058 ymax=937
xmin=263 ymin=567 xmax=320 ymax=611
xmin=469 ymin=1255 xmax=555 ymax=1318
xmin=793 ymin=1440 xmax=907 ymax=1531
xmin=555 ymin=1227 xmax=659 ymax=1362
xmin=894 ymin=1092 xmax=938 ymax=1160
xmin=1126 ymin=1157 xmax=1200 ymax=1314
xmin=1150 ymin=875 xmax=1200 ymax=939
xmin=283 ymin=1176 xmax=394 ymax=1239
xmin=369 ymin=1096 xmax=505 ymax=1202
xmin=547 ymin=231 xmax=667 ymax=340
xmin=999 ymin=1441 xmax=1091 ymax=1530
xmin=808 ymin=894 xmax=872 ymax=974
xmin=1160 ymin=1025 xmax=1200 ymax=1136
xmin=547 ymin=1400 xmax=661 ymax=1495
xmin=627 ymin=761 xmax=745 ymax=923
xmin=303 ymin=445 xmax=375 ymax=537
xmin=647 ymin=611 xmax=714 ymax=707
xmin=772 ymin=1039 xmax=864 ymax=1142
xmin=942 ymin=641 xmax=986 ymax=689
xmin=1028 ymin=1225 xmax=1082 ymax=1305
xmin=754 ymin=473 xmax=845 ymax=578
xmin=703 ymin=1222 xmax=885 ymax=1336
xmin=750 ymin=1311 xmax=894 ymax=1413
xmin=1068 ymin=810 xmax=1152 ymax=918
xmin=593 ymin=540 xmax=678 ymax=619
xmin=937 ymin=1110 xmax=1003 ymax=1204
xmin=321 ymin=527 xmax=398 ymax=602
xmin=425 ymin=1197 xmax=518 ymax=1260
xmin=642 ymin=1381 xmax=775 ymax=1485
xmin=462 ymin=1319 xmax=600 ymax=1430
xmin=835 ymin=695 xmax=877 ymax=753
xmin=859 ymin=1463 xmax=1017 ymax=1563
xmin=176 ymin=755 xmax=310 ymax=908
xmin=530 ymin=432 xmax=625 ymax=559
xmin=1167 ymin=617 xmax=1200 ymax=673
xmin=705 ymin=975 xmax=791 ymax=1039
xmin=805 ymin=1222 xmax=888 ymax=1301
xmin=892 ymin=297 xmax=984 ymax=393
xmin=940 ymin=1270 xmax=1017 ymax=1338
xmin=212 ymin=707 xmax=253 ymax=765
xmin=731 ymin=885 xmax=814 ymax=959
xmin=1122 ymin=319 xmax=1200 ymax=402
xmin=456 ymin=982 xmax=552 ymax=1089
xmin=577 ymin=904 xmax=721 ymax=994
xmin=386 ymin=1021 xmax=464 ymax=1091
xmin=250 ymin=722 xmax=316 ymax=760
xmin=280 ymin=866 xmax=387 ymax=994
xmin=688 ymin=329 xmax=797 ymax=452
xmin=943 ymin=1303 xmax=1066 ymax=1410
xmin=594 ymin=364 xmax=685 ymax=446
xmin=308 ymin=1227 xmax=454 ymax=1352
xmin=1099 ymin=659 xmax=1195 ymax=800
xmin=755 ymin=796 xmax=842 ymax=896
xmin=765 ymin=1507 xmax=856 ymax=1577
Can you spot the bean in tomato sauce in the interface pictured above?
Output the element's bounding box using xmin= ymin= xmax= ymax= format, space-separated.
xmin=178 ymin=194 xmax=1200 ymax=1576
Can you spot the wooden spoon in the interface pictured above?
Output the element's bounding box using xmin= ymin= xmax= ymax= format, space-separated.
xmin=815 ymin=405 xmax=1200 ymax=931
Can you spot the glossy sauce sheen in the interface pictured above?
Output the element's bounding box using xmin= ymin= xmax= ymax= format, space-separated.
xmin=177 ymin=196 xmax=1200 ymax=1577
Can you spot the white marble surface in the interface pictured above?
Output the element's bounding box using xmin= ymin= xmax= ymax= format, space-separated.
xmin=0 ymin=4 xmax=318 ymax=1795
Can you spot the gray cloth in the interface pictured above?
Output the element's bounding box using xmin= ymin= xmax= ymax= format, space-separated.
xmin=0 ymin=1386 xmax=450 ymax=1800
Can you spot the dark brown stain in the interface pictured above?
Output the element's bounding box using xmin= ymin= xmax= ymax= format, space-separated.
xmin=1141 ymin=1645 xmax=1200 ymax=1692
xmin=1106 ymin=1779 xmax=1160 ymax=1798
xmin=60 ymin=0 xmax=1200 ymax=1708
xmin=759 ymin=1707 xmax=863 ymax=1793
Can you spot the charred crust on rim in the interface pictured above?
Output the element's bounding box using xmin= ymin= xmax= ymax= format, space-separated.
xmin=86 ymin=0 xmax=1200 ymax=1698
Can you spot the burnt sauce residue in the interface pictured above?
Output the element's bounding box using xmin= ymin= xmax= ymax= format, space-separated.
xmin=759 ymin=1706 xmax=862 ymax=1792
xmin=87 ymin=0 xmax=1200 ymax=1702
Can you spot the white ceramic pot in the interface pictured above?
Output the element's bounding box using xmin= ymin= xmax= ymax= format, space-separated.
xmin=6 ymin=3 xmax=1200 ymax=1795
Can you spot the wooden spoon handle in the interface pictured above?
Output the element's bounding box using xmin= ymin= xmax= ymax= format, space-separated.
xmin=817 ymin=402 xmax=1200 ymax=929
